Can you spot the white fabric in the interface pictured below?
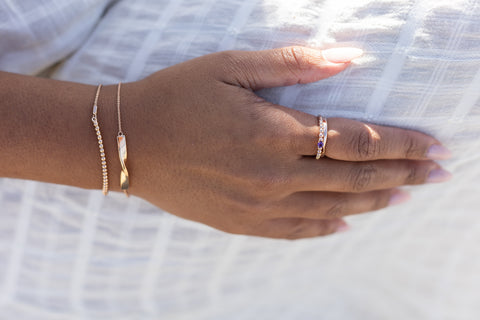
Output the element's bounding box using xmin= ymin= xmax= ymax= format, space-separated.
xmin=0 ymin=0 xmax=113 ymax=75
xmin=1 ymin=0 xmax=480 ymax=319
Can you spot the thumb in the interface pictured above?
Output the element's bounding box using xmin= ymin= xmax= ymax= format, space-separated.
xmin=216 ymin=46 xmax=363 ymax=90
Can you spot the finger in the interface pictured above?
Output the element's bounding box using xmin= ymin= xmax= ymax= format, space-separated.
xmin=295 ymin=117 xmax=452 ymax=161
xmin=272 ymin=189 xmax=409 ymax=220
xmin=292 ymin=157 xmax=450 ymax=193
xmin=251 ymin=217 xmax=348 ymax=240
xmin=214 ymin=46 xmax=363 ymax=90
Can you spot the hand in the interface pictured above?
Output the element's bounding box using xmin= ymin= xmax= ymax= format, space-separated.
xmin=123 ymin=46 xmax=452 ymax=239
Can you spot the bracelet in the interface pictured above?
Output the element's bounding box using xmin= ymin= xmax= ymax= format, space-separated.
xmin=91 ymin=84 xmax=109 ymax=195
xmin=116 ymin=82 xmax=130 ymax=197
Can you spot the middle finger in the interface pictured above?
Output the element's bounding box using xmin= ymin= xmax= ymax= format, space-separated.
xmin=290 ymin=157 xmax=446 ymax=193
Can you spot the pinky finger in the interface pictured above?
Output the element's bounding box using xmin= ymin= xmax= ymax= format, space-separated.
xmin=252 ymin=217 xmax=349 ymax=240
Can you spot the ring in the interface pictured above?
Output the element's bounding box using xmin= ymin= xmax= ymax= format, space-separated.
xmin=316 ymin=115 xmax=328 ymax=159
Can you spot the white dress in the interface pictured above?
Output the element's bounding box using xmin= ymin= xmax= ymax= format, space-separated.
xmin=1 ymin=0 xmax=479 ymax=319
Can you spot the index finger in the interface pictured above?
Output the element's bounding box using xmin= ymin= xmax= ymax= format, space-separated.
xmin=296 ymin=117 xmax=452 ymax=161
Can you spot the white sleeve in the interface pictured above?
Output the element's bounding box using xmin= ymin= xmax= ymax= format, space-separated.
xmin=0 ymin=0 xmax=115 ymax=75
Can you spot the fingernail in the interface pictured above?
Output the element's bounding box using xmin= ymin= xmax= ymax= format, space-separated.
xmin=336 ymin=221 xmax=350 ymax=233
xmin=322 ymin=47 xmax=364 ymax=63
xmin=426 ymin=168 xmax=452 ymax=183
xmin=426 ymin=145 xmax=452 ymax=160
xmin=389 ymin=189 xmax=411 ymax=206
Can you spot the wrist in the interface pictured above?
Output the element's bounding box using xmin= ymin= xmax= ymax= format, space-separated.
xmin=97 ymin=80 xmax=150 ymax=196
xmin=0 ymin=71 xmax=149 ymax=196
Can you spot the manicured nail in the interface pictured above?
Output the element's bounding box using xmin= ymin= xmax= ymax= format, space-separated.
xmin=426 ymin=168 xmax=452 ymax=183
xmin=426 ymin=145 xmax=452 ymax=160
xmin=322 ymin=47 xmax=364 ymax=63
xmin=389 ymin=189 xmax=411 ymax=206
xmin=336 ymin=221 xmax=350 ymax=233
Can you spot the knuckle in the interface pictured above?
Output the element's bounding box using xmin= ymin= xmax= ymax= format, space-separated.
xmin=223 ymin=191 xmax=268 ymax=220
xmin=268 ymin=114 xmax=299 ymax=154
xmin=404 ymin=133 xmax=425 ymax=158
xmin=216 ymin=50 xmax=257 ymax=87
xmin=352 ymin=128 xmax=381 ymax=160
xmin=244 ymin=123 xmax=267 ymax=146
xmin=404 ymin=162 xmax=423 ymax=185
xmin=325 ymin=195 xmax=347 ymax=218
xmin=350 ymin=164 xmax=377 ymax=192
xmin=249 ymin=200 xmax=273 ymax=217
xmin=284 ymin=219 xmax=309 ymax=240
xmin=247 ymin=109 xmax=294 ymax=152
xmin=216 ymin=50 xmax=240 ymax=66
xmin=372 ymin=191 xmax=390 ymax=211
xmin=239 ymin=189 xmax=282 ymax=218
xmin=280 ymin=46 xmax=310 ymax=80
xmin=236 ymin=196 xmax=265 ymax=214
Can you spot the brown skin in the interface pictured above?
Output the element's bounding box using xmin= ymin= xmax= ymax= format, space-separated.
xmin=0 ymin=46 xmax=449 ymax=239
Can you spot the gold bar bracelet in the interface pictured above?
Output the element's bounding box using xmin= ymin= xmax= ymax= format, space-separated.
xmin=116 ymin=82 xmax=129 ymax=196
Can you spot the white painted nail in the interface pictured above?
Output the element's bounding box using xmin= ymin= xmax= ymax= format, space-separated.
xmin=322 ymin=47 xmax=364 ymax=63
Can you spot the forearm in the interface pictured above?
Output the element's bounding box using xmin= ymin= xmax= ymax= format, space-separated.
xmin=0 ymin=71 xmax=140 ymax=193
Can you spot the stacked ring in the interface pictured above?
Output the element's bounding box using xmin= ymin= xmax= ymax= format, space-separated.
xmin=316 ymin=115 xmax=328 ymax=159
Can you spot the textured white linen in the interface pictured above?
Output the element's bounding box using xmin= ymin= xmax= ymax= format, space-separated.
xmin=1 ymin=0 xmax=480 ymax=319
xmin=0 ymin=0 xmax=114 ymax=75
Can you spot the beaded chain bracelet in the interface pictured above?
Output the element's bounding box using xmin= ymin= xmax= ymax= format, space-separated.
xmin=91 ymin=85 xmax=109 ymax=195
